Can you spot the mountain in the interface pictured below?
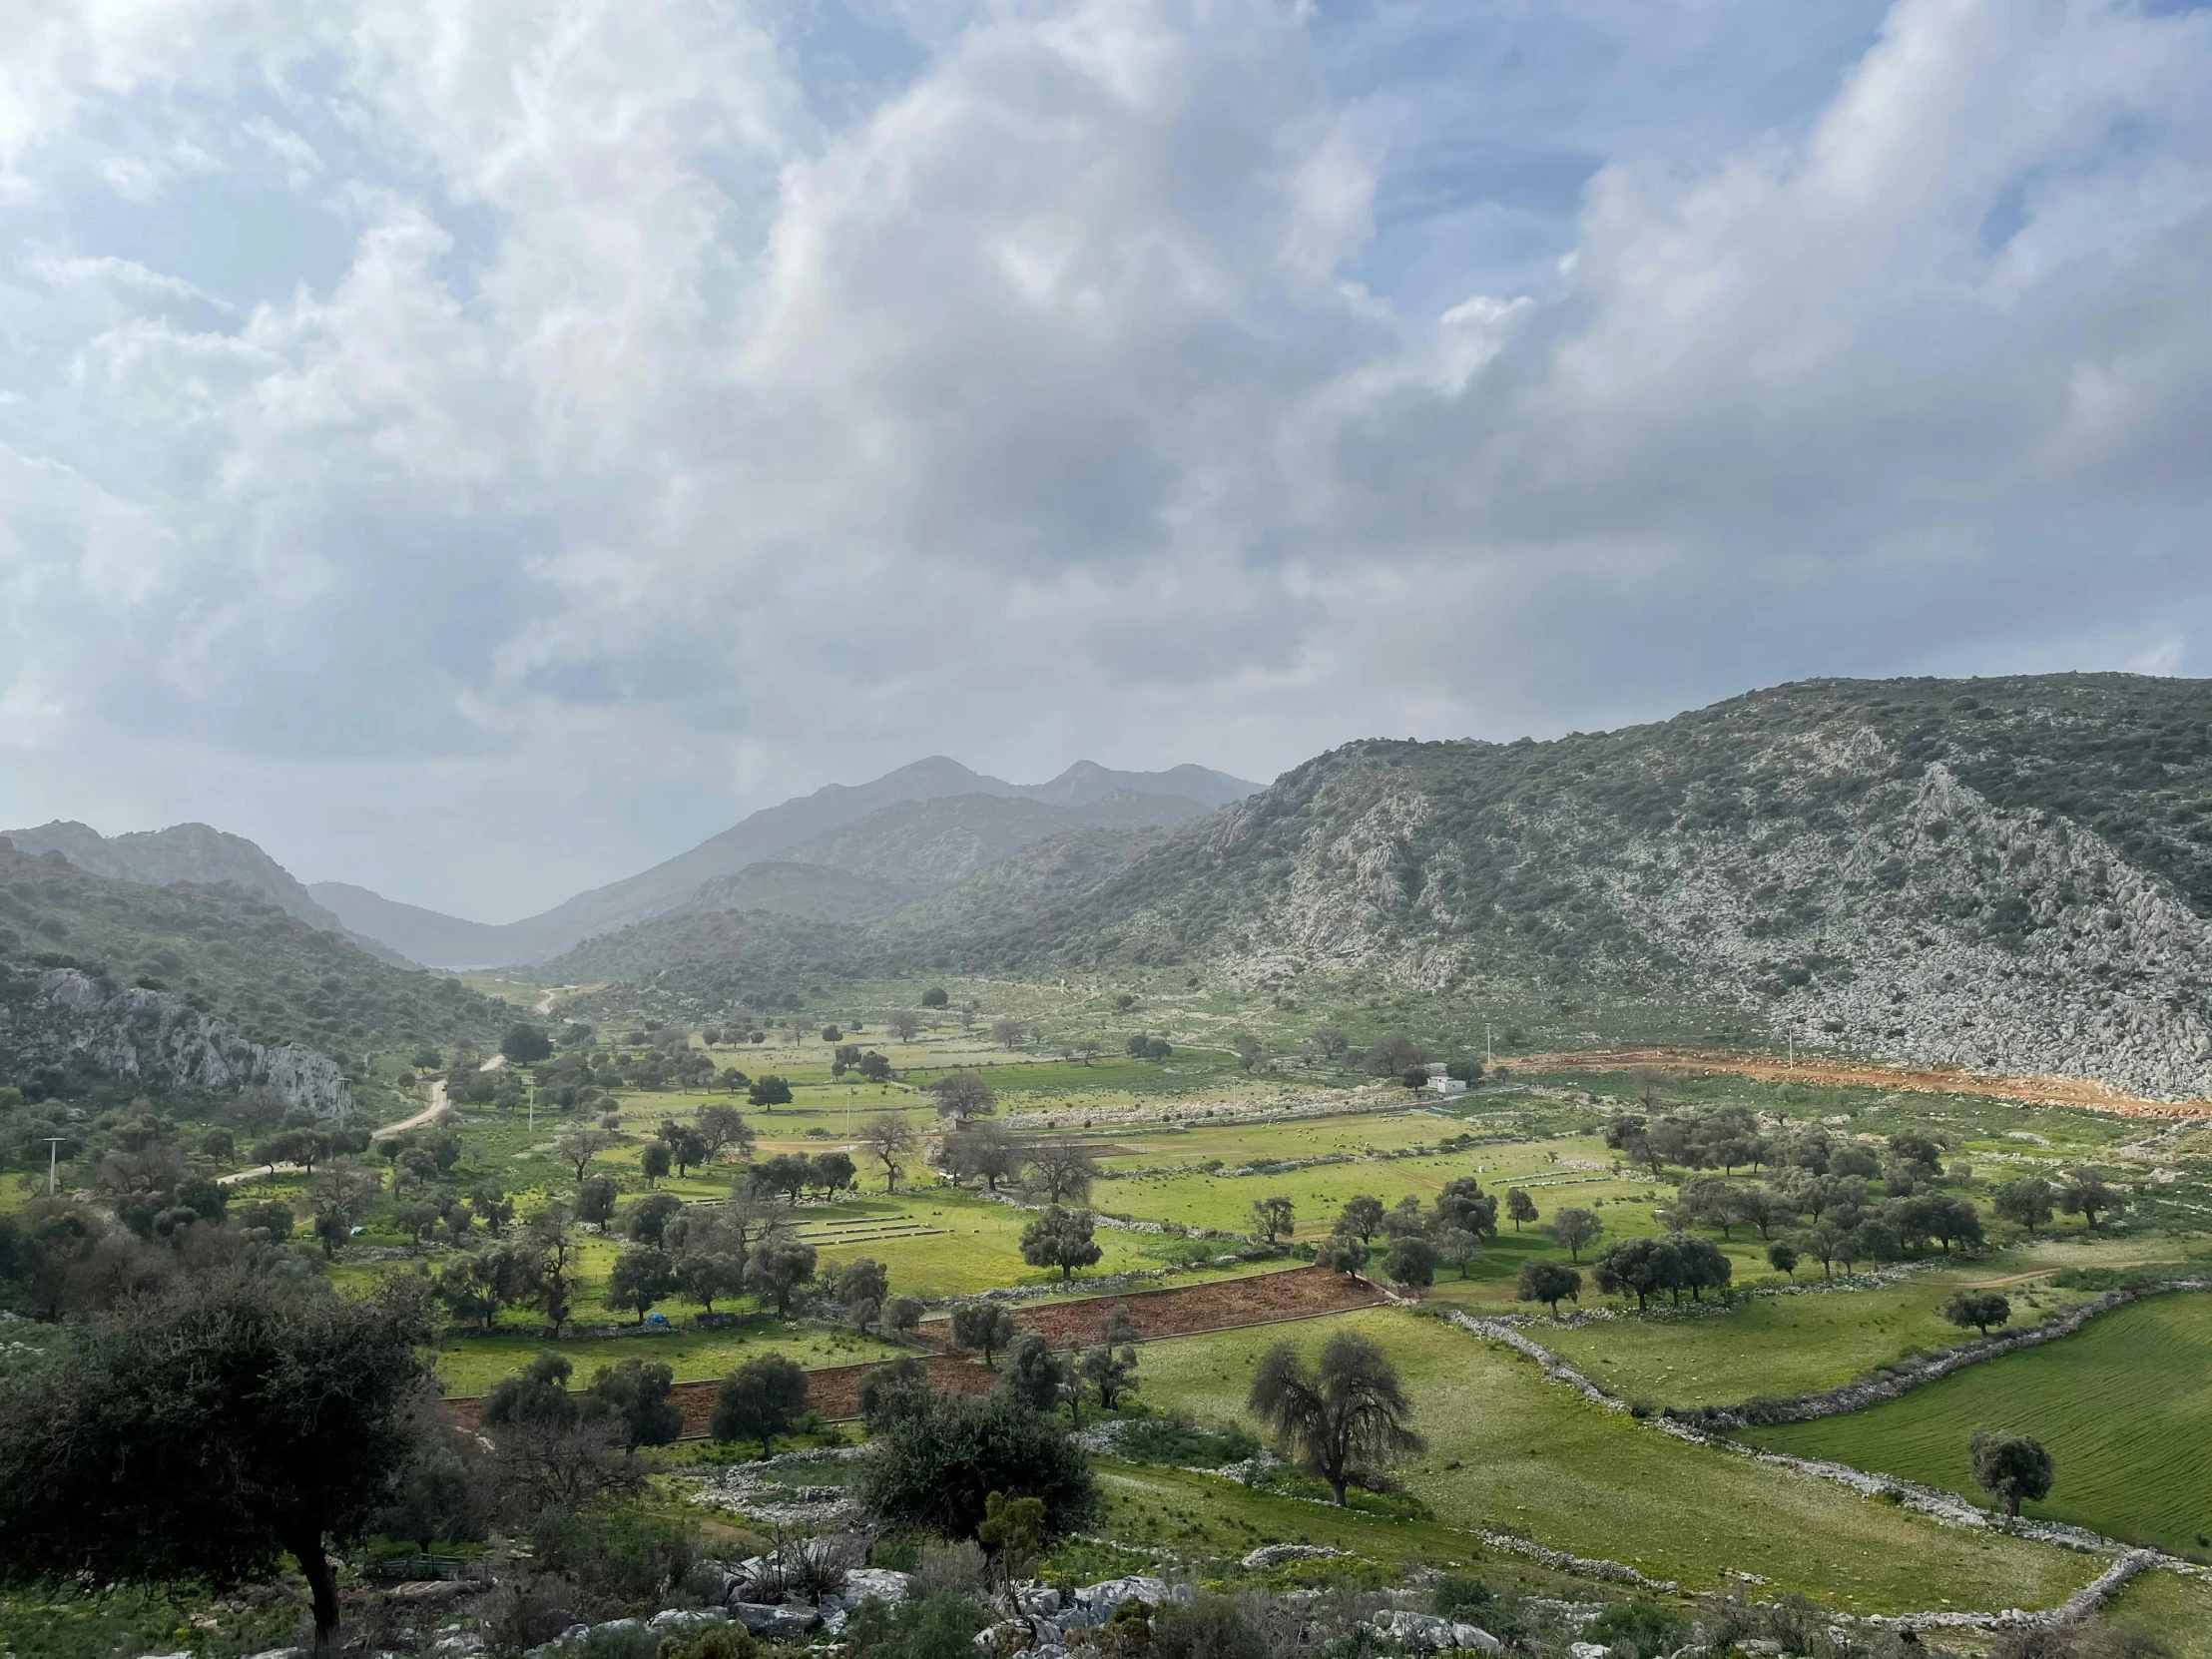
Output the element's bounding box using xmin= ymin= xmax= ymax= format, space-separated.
xmin=0 ymin=839 xmax=509 ymax=1114
xmin=676 ymin=862 xmax=929 ymax=924
xmin=307 ymin=882 xmax=513 ymax=970
xmin=528 ymin=675 xmax=2212 ymax=1103
xmin=1 ymin=820 xmax=405 ymax=961
xmin=766 ymin=790 xmax=1211 ymax=892
xmin=1013 ymin=762 xmax=1256 ymax=810
xmin=321 ymin=758 xmax=1259 ymax=966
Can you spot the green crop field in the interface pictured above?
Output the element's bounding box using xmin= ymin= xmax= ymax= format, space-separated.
xmin=1531 ymin=1258 xmax=2107 ymax=1408
xmin=1128 ymin=1307 xmax=2096 ymax=1615
xmin=1745 ymin=1290 xmax=2212 ymax=1555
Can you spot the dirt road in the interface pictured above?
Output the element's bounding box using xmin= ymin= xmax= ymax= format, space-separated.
xmin=1512 ymin=1046 xmax=2211 ymax=1121
xmin=219 ymin=1080 xmax=450 ymax=1186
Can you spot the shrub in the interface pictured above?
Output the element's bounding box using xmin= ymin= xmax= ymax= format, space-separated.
xmin=531 ymin=1507 xmax=703 ymax=1616
xmin=1431 ymin=1575 xmax=1494 ymax=1617
xmin=1586 ymin=1599 xmax=1689 ymax=1654
xmin=1115 ymin=1416 xmax=1260 ymax=1468
xmin=840 ymin=1591 xmax=988 ymax=1659
xmin=1151 ymin=1594 xmax=1266 ymax=1659
xmin=856 ymin=1390 xmax=1097 ymax=1540
xmin=656 ymin=1627 xmax=762 ymax=1659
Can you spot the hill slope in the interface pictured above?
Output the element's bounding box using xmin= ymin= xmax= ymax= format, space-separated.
xmin=4 ymin=820 xmax=407 ymax=962
xmin=1008 ymin=675 xmax=2212 ymax=1097
xmin=0 ymin=840 xmax=508 ymax=1112
xmin=322 ymin=758 xmax=1258 ymax=966
xmin=529 ymin=675 xmax=2212 ymax=1102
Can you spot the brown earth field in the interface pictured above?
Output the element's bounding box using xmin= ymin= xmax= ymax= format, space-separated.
xmin=1516 ymin=1046 xmax=2212 ymax=1120
xmin=443 ymin=1266 xmax=1384 ymax=1432
xmin=918 ymin=1264 xmax=1388 ymax=1351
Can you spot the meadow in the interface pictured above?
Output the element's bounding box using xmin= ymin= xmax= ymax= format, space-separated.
xmin=1123 ymin=1306 xmax=2101 ymax=1616
xmin=1745 ymin=1290 xmax=2212 ymax=1555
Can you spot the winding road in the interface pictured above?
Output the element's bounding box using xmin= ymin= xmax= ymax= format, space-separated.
xmin=218 ymin=1079 xmax=450 ymax=1186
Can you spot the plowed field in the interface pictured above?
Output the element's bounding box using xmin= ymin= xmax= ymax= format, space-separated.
xmin=923 ymin=1264 xmax=1386 ymax=1350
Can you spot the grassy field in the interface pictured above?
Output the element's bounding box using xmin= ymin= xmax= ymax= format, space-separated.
xmin=1128 ymin=1307 xmax=2097 ymax=1615
xmin=1744 ymin=1290 xmax=2212 ymax=1555
xmin=429 ymin=1320 xmax=909 ymax=1394
xmin=2100 ymin=1568 xmax=2212 ymax=1658
xmin=1530 ymin=1256 xmax=2110 ymax=1409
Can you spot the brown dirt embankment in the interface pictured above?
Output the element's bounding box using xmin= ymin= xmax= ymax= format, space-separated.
xmin=1512 ymin=1046 xmax=2211 ymax=1121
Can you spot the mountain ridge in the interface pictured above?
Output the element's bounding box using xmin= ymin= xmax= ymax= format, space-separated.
xmin=319 ymin=759 xmax=1258 ymax=964
xmin=2 ymin=820 xmax=406 ymax=963
xmin=523 ymin=674 xmax=2212 ymax=1103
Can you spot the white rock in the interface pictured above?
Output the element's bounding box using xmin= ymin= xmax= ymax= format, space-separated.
xmin=1074 ymin=1575 xmax=1169 ymax=1613
xmin=842 ymin=1568 xmax=913 ymax=1605
xmin=1570 ymin=1643 xmax=1611 ymax=1659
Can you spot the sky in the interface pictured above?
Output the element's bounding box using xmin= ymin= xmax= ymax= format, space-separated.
xmin=2 ymin=0 xmax=2209 ymax=922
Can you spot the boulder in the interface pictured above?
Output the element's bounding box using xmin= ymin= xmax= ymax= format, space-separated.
xmin=1365 ymin=1610 xmax=1503 ymax=1652
xmin=1073 ymin=1575 xmax=1170 ymax=1613
xmin=646 ymin=1609 xmax=728 ymax=1634
xmin=841 ymin=1568 xmax=913 ymax=1605
xmin=1569 ymin=1645 xmax=1611 ymax=1659
xmin=728 ymin=1604 xmax=821 ymax=1641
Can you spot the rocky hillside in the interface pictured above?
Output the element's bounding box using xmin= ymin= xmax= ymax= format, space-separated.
xmin=0 ymin=841 xmax=507 ymax=1110
xmin=531 ymin=674 xmax=2212 ymax=1102
xmin=1003 ymin=675 xmax=2212 ymax=1099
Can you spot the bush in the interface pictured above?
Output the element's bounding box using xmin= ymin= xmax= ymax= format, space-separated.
xmin=479 ymin=1572 xmax=584 ymax=1654
xmin=1115 ymin=1416 xmax=1260 ymax=1468
xmin=1432 ymin=1575 xmax=1494 ymax=1617
xmin=656 ymin=1628 xmax=762 ymax=1659
xmin=840 ymin=1591 xmax=988 ymax=1659
xmin=1151 ymin=1594 xmax=1266 ymax=1659
xmin=856 ymin=1390 xmax=1097 ymax=1540
xmin=531 ymin=1507 xmax=704 ymax=1615
xmin=907 ymin=1538 xmax=986 ymax=1600
xmin=1586 ymin=1599 xmax=1688 ymax=1655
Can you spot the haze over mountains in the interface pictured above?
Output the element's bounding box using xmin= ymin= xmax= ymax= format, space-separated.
xmin=8 ymin=759 xmax=1257 ymax=971
xmin=528 ymin=675 xmax=2212 ymax=1104
xmin=18 ymin=676 xmax=2212 ymax=1100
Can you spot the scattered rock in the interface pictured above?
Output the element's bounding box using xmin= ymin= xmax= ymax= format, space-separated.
xmin=1366 ymin=1610 xmax=1503 ymax=1652
xmin=727 ymin=1603 xmax=821 ymax=1640
xmin=1240 ymin=1543 xmax=1348 ymax=1569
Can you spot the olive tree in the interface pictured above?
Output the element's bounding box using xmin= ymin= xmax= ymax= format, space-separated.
xmin=0 ymin=1276 xmax=436 ymax=1657
xmin=1247 ymin=1331 xmax=1423 ymax=1507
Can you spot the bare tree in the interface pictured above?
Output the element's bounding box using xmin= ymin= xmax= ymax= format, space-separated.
xmin=1023 ymin=1138 xmax=1099 ymax=1204
xmin=556 ymin=1127 xmax=612 ymax=1185
xmin=861 ymin=1114 xmax=918 ymax=1193
xmin=928 ymin=1072 xmax=997 ymax=1123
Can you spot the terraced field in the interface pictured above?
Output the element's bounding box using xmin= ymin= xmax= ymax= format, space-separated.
xmin=1532 ymin=1262 xmax=2104 ymax=1408
xmin=1131 ymin=1307 xmax=2099 ymax=1615
xmin=1746 ymin=1290 xmax=2212 ymax=1555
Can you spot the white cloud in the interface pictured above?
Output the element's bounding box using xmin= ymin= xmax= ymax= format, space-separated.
xmin=0 ymin=0 xmax=2207 ymax=916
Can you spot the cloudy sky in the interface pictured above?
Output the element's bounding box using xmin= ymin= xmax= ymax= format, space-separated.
xmin=3 ymin=0 xmax=2209 ymax=920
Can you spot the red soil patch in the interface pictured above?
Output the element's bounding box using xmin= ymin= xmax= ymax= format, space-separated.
xmin=1515 ymin=1046 xmax=2210 ymax=1121
xmin=920 ymin=1264 xmax=1385 ymax=1351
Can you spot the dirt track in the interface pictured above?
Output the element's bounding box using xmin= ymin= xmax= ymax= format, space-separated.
xmin=1513 ymin=1046 xmax=2212 ymax=1122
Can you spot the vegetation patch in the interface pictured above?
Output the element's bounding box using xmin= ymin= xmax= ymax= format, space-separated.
xmin=1744 ymin=1290 xmax=2212 ymax=1555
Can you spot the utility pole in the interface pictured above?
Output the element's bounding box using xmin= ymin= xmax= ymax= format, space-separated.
xmin=42 ymin=1137 xmax=65 ymax=1197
